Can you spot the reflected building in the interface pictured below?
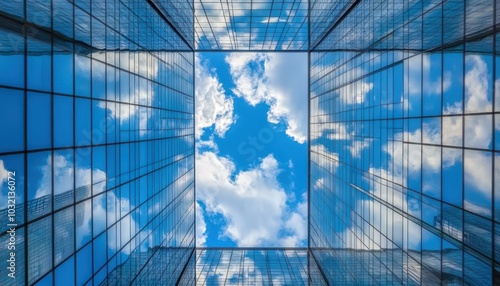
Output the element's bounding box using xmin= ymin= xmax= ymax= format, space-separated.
xmin=0 ymin=0 xmax=498 ymax=285
xmin=103 ymin=247 xmax=193 ymax=285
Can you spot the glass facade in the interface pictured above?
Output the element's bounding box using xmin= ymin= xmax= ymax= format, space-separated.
xmin=0 ymin=0 xmax=498 ymax=285
xmin=0 ymin=0 xmax=195 ymax=285
xmin=190 ymin=248 xmax=316 ymax=285
xmin=193 ymin=0 xmax=308 ymax=50
xmin=310 ymin=0 xmax=500 ymax=284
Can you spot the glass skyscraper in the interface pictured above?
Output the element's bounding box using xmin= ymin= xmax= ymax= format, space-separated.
xmin=0 ymin=0 xmax=498 ymax=285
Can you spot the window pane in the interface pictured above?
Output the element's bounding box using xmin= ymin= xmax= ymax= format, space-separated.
xmin=28 ymin=92 xmax=51 ymax=150
xmin=53 ymin=149 xmax=74 ymax=197
xmin=53 ymin=51 xmax=74 ymax=95
xmin=75 ymin=98 xmax=91 ymax=146
xmin=442 ymin=116 xmax=462 ymax=147
xmin=464 ymin=150 xmax=492 ymax=217
xmin=55 ymin=256 xmax=75 ymax=286
xmin=54 ymin=95 xmax=74 ymax=148
xmin=54 ymin=207 xmax=74 ymax=265
xmin=27 ymin=38 xmax=51 ymax=92
xmin=442 ymin=148 xmax=463 ymax=207
xmin=28 ymin=216 xmax=52 ymax=284
xmin=76 ymin=199 xmax=92 ymax=249
xmin=76 ymin=243 xmax=92 ymax=285
xmin=0 ymin=153 xmax=25 ymax=233
xmin=75 ymin=53 xmax=91 ymax=97
xmin=0 ymin=88 xmax=24 ymax=152
xmin=0 ymin=30 xmax=24 ymax=88
xmin=27 ymin=151 xmax=52 ymax=220
xmin=464 ymin=115 xmax=492 ymax=149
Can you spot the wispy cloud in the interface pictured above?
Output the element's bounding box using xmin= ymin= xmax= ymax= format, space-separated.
xmin=261 ymin=17 xmax=286 ymax=23
xmin=195 ymin=54 xmax=236 ymax=139
xmin=196 ymin=201 xmax=207 ymax=246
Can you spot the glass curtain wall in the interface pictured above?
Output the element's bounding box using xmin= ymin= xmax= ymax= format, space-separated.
xmin=0 ymin=0 xmax=195 ymax=285
xmin=310 ymin=0 xmax=500 ymax=284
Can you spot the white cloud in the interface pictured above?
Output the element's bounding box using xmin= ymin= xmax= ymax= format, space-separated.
xmin=195 ymin=54 xmax=236 ymax=139
xmin=34 ymin=154 xmax=106 ymax=198
xmin=464 ymin=200 xmax=493 ymax=217
xmin=0 ymin=161 xmax=14 ymax=210
xmin=261 ymin=17 xmax=285 ymax=23
xmin=442 ymin=115 xmax=462 ymax=147
xmin=281 ymin=194 xmax=308 ymax=247
xmin=309 ymin=103 xmax=352 ymax=141
xmin=348 ymin=139 xmax=371 ymax=158
xmin=312 ymin=144 xmax=339 ymax=166
xmin=464 ymin=150 xmax=492 ymax=197
xmin=465 ymin=55 xmax=492 ymax=113
xmin=102 ymin=88 xmax=153 ymax=138
xmin=311 ymin=144 xmax=340 ymax=185
xmin=194 ymin=0 xmax=251 ymax=49
xmin=407 ymin=53 xmax=452 ymax=96
xmin=383 ymin=130 xmax=441 ymax=176
xmin=196 ymin=202 xmax=207 ymax=246
xmin=103 ymin=192 xmax=140 ymax=254
xmin=313 ymin=178 xmax=324 ymax=189
xmin=197 ymin=135 xmax=219 ymax=152
xmin=337 ymin=70 xmax=373 ymax=104
xmin=325 ymin=122 xmax=352 ymax=140
xmin=196 ymin=150 xmax=306 ymax=246
xmin=225 ymin=53 xmax=267 ymax=104
xmin=199 ymin=251 xmax=263 ymax=285
xmin=312 ymin=62 xmax=373 ymax=105
xmin=0 ymin=160 xmax=7 ymax=185
xmin=226 ymin=53 xmax=308 ymax=144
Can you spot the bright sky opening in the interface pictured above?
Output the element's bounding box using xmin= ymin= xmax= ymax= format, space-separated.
xmin=194 ymin=52 xmax=308 ymax=247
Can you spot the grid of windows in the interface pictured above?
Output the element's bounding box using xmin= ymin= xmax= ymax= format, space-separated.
xmin=0 ymin=0 xmax=194 ymax=285
xmin=308 ymin=0 xmax=352 ymax=50
xmin=190 ymin=248 xmax=317 ymax=285
xmin=193 ymin=0 xmax=308 ymax=50
xmin=150 ymin=0 xmax=195 ymax=47
xmin=310 ymin=0 xmax=500 ymax=284
xmin=103 ymin=247 xmax=193 ymax=285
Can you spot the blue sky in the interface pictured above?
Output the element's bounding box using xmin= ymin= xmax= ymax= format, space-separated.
xmin=195 ymin=52 xmax=308 ymax=247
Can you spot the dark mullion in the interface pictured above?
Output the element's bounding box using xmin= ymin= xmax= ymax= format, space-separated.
xmin=461 ymin=0 xmax=466 ymax=283
xmin=50 ymin=0 xmax=55 ymax=284
xmin=23 ymin=0 xmax=29 ymax=283
xmin=491 ymin=1 xmax=497 ymax=285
